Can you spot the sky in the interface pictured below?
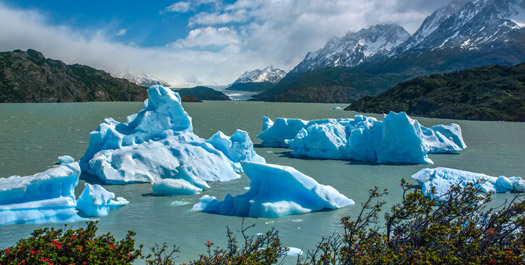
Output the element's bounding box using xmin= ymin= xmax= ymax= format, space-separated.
xmin=0 ymin=0 xmax=454 ymax=87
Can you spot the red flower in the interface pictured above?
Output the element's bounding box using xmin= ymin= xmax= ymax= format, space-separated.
xmin=31 ymin=250 xmax=35 ymax=254
xmin=109 ymin=245 xmax=115 ymax=250
xmin=77 ymin=247 xmax=83 ymax=251
xmin=4 ymin=249 xmax=10 ymax=254
xmin=506 ymin=250 xmax=513 ymax=253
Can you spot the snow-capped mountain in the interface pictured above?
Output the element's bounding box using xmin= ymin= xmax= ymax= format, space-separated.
xmin=233 ymin=66 xmax=286 ymax=84
xmin=290 ymin=24 xmax=410 ymax=74
xmin=392 ymin=0 xmax=525 ymax=54
xmin=114 ymin=72 xmax=171 ymax=88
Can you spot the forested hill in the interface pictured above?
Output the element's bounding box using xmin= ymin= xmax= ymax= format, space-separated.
xmin=0 ymin=49 xmax=148 ymax=103
xmin=346 ymin=64 xmax=525 ymax=122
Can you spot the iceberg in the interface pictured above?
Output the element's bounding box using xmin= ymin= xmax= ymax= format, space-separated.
xmin=207 ymin=130 xmax=266 ymax=164
xmin=76 ymin=183 xmax=129 ymax=217
xmin=411 ymin=167 xmax=525 ymax=200
xmin=151 ymin=166 xmax=210 ymax=196
xmin=193 ymin=162 xmax=354 ymax=218
xmin=0 ymin=163 xmax=81 ymax=226
xmin=80 ymin=85 xmax=263 ymax=185
xmin=258 ymin=112 xmax=466 ymax=164
xmin=257 ymin=118 xmax=308 ymax=147
xmin=58 ymin=155 xmax=75 ymax=164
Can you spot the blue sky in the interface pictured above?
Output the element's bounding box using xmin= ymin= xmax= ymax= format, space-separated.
xmin=0 ymin=0 xmax=453 ymax=86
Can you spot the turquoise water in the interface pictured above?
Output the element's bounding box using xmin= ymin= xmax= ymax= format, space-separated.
xmin=1 ymin=101 xmax=524 ymax=263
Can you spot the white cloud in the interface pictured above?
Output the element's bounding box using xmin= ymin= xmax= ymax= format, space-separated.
xmin=0 ymin=0 xmax=455 ymax=86
xmin=171 ymin=26 xmax=240 ymax=50
xmin=166 ymin=1 xmax=192 ymax=13
xmin=115 ymin=28 xmax=128 ymax=36
xmin=164 ymin=0 xmax=223 ymax=13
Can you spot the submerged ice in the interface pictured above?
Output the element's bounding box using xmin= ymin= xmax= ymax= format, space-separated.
xmin=257 ymin=112 xmax=466 ymax=164
xmin=411 ymin=167 xmax=525 ymax=200
xmin=80 ymin=85 xmax=263 ymax=186
xmin=193 ymin=162 xmax=354 ymax=218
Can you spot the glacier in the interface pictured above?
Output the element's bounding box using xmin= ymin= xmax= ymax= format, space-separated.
xmin=411 ymin=167 xmax=525 ymax=200
xmin=0 ymin=163 xmax=81 ymax=225
xmin=258 ymin=112 xmax=466 ymax=164
xmin=76 ymin=183 xmax=129 ymax=217
xmin=80 ymin=85 xmax=262 ymax=185
xmin=192 ymin=162 xmax=354 ymax=218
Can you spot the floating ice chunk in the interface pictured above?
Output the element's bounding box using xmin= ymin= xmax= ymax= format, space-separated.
xmin=411 ymin=167 xmax=525 ymax=200
xmin=80 ymin=85 xmax=262 ymax=184
xmin=58 ymin=155 xmax=74 ymax=164
xmin=193 ymin=162 xmax=354 ymax=218
xmin=422 ymin=124 xmax=466 ymax=153
xmin=257 ymin=118 xmax=308 ymax=147
xmin=333 ymin=106 xmax=343 ymax=110
xmin=76 ymin=183 xmax=129 ymax=217
xmin=152 ymin=166 xmax=210 ymax=196
xmin=288 ymin=122 xmax=347 ymax=159
xmin=286 ymin=247 xmax=303 ymax=256
xmin=207 ymin=130 xmax=266 ymax=163
xmin=377 ymin=112 xmax=432 ymax=164
xmin=0 ymin=163 xmax=81 ymax=226
xmin=262 ymin=116 xmax=274 ymax=131
xmin=258 ymin=112 xmax=465 ymax=164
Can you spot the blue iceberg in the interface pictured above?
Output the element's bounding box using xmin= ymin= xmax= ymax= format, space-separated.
xmin=193 ymin=162 xmax=354 ymax=218
xmin=0 ymin=163 xmax=81 ymax=225
xmin=76 ymin=183 xmax=129 ymax=217
xmin=0 ymin=163 xmax=130 ymax=225
xmin=411 ymin=167 xmax=525 ymax=200
xmin=80 ymin=85 xmax=263 ymax=185
xmin=258 ymin=112 xmax=466 ymax=164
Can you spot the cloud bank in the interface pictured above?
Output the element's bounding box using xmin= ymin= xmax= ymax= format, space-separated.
xmin=0 ymin=0 xmax=453 ymax=86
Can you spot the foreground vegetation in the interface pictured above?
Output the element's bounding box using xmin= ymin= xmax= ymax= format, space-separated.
xmin=1 ymin=180 xmax=523 ymax=264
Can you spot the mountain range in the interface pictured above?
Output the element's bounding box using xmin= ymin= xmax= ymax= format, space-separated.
xmin=256 ymin=0 xmax=525 ymax=103
xmin=226 ymin=66 xmax=286 ymax=92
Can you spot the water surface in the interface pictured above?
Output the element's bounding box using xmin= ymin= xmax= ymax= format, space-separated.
xmin=1 ymin=101 xmax=524 ymax=263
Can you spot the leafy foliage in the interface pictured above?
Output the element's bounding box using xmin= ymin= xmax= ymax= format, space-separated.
xmin=348 ymin=64 xmax=525 ymax=121
xmin=0 ymin=221 xmax=142 ymax=265
xmin=298 ymin=179 xmax=525 ymax=265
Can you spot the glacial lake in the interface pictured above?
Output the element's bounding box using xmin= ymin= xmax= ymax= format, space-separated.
xmin=1 ymin=101 xmax=524 ymax=263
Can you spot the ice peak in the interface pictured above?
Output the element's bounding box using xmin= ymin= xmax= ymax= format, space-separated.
xmin=233 ymin=66 xmax=287 ymax=84
xmin=290 ymin=24 xmax=410 ymax=74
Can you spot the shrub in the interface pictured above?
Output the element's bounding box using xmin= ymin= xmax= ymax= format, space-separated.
xmin=0 ymin=221 xmax=142 ymax=265
xmin=298 ymin=179 xmax=525 ymax=265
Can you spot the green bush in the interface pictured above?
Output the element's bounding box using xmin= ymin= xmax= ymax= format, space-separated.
xmin=298 ymin=180 xmax=525 ymax=265
xmin=0 ymin=221 xmax=142 ymax=265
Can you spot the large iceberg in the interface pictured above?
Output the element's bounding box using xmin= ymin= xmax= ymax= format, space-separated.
xmin=0 ymin=163 xmax=81 ymax=225
xmin=411 ymin=167 xmax=525 ymax=200
xmin=80 ymin=85 xmax=263 ymax=185
xmin=258 ymin=112 xmax=466 ymax=164
xmin=76 ymin=183 xmax=129 ymax=217
xmin=193 ymin=162 xmax=354 ymax=218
